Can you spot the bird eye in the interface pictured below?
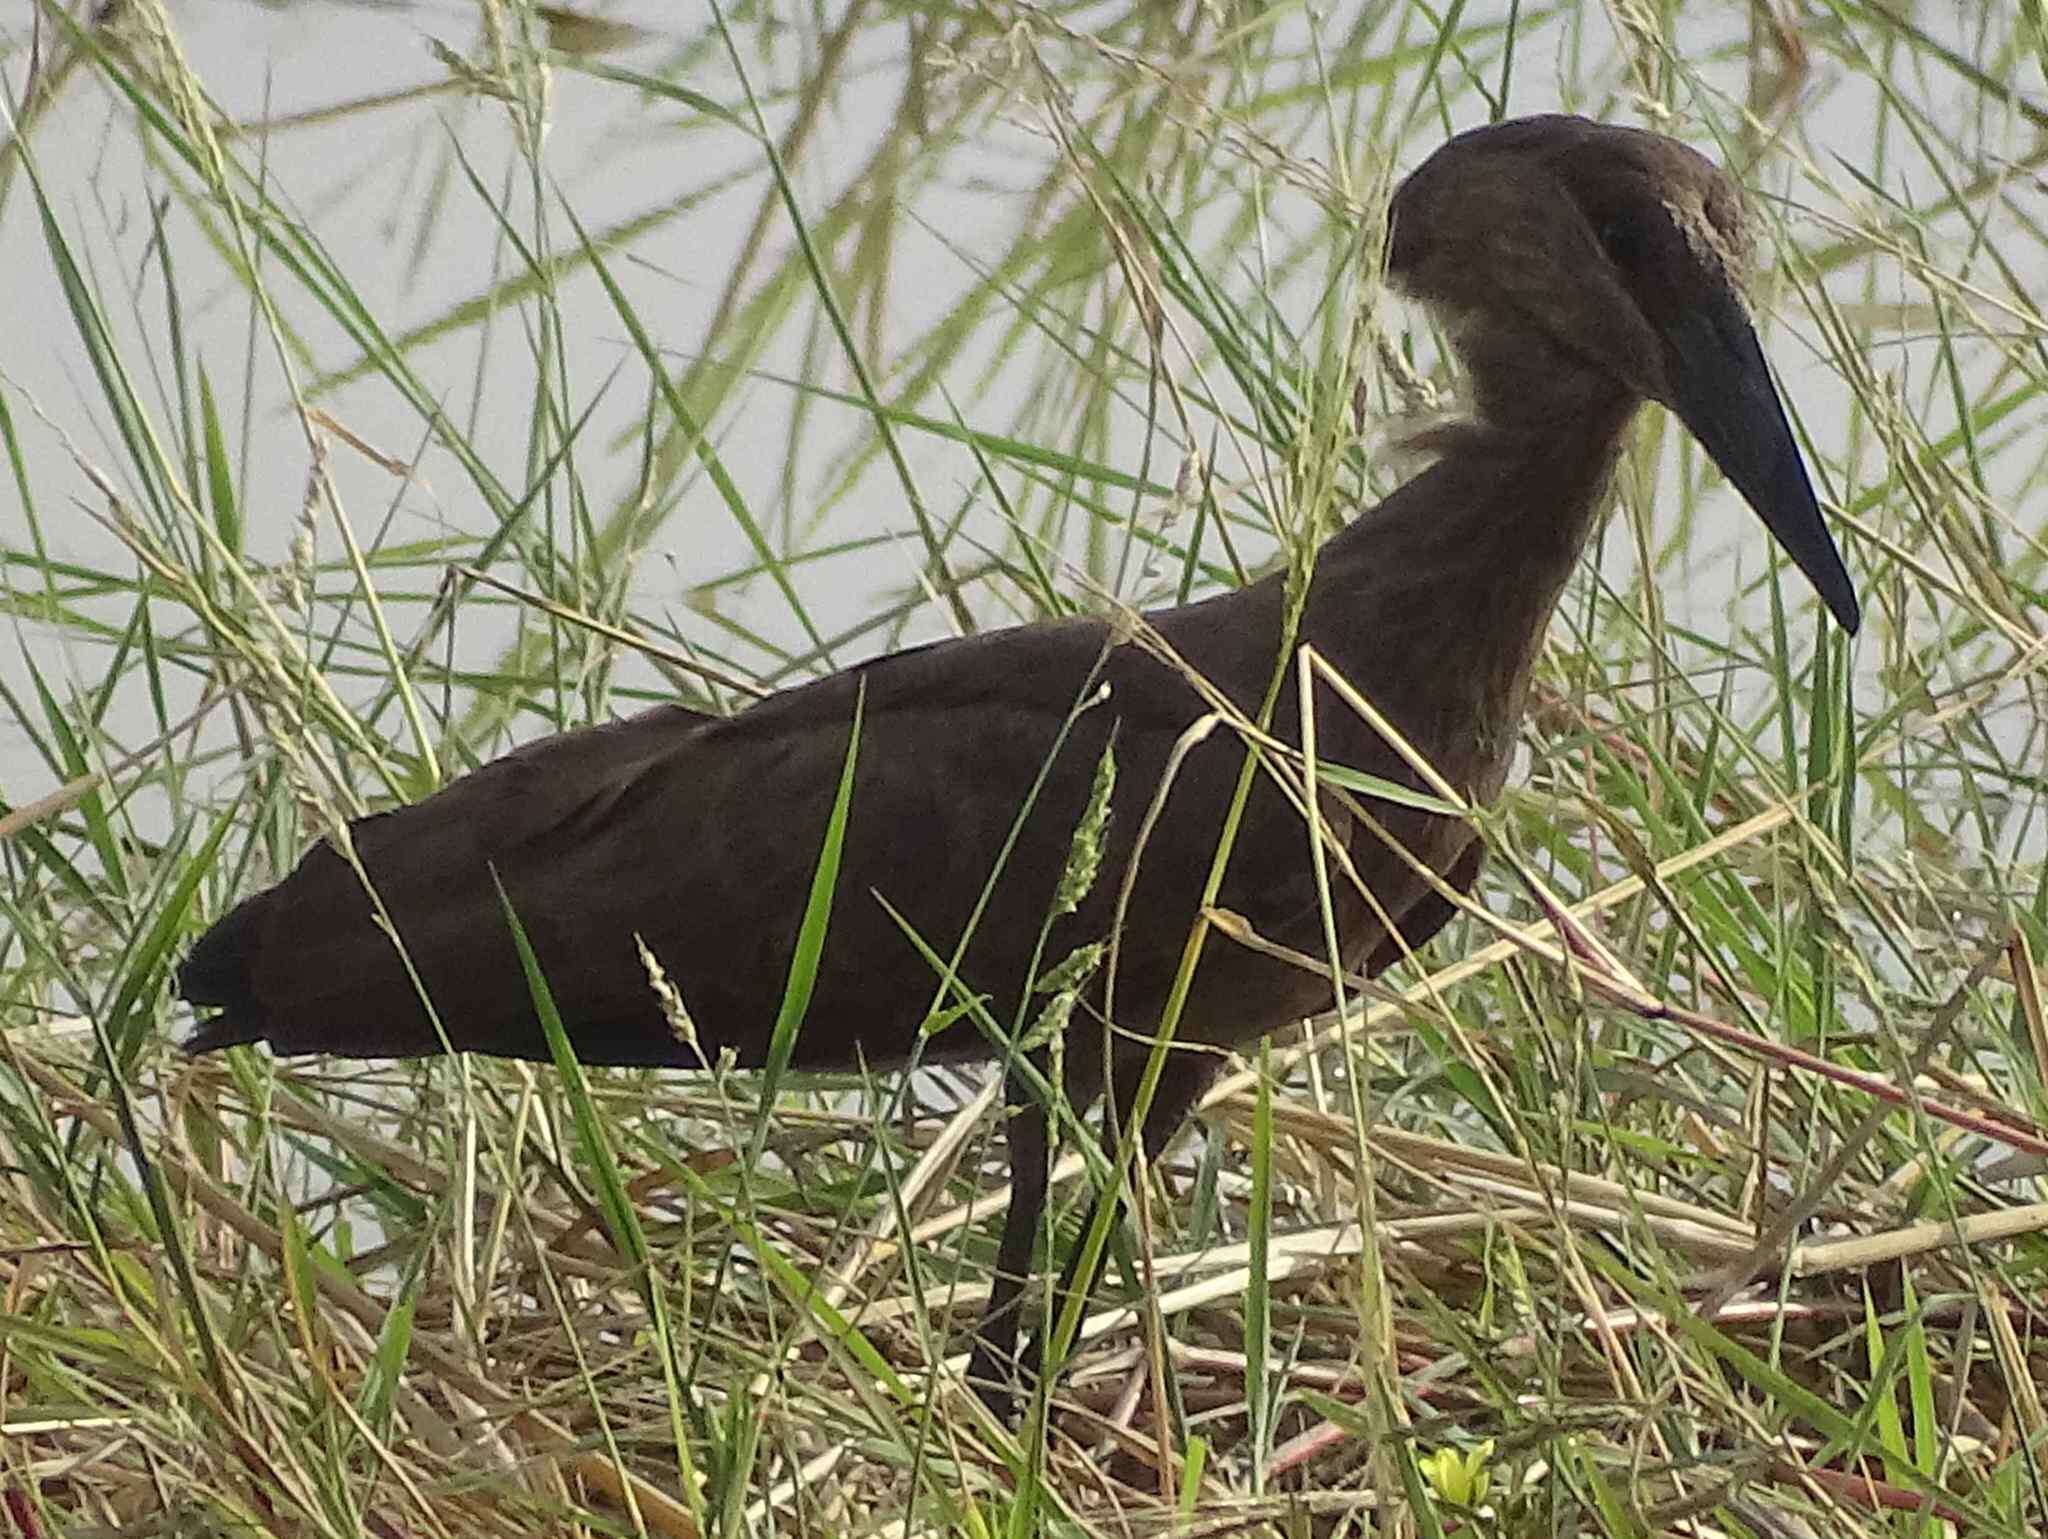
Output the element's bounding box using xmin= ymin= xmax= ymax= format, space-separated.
xmin=1599 ymin=215 xmax=1640 ymax=265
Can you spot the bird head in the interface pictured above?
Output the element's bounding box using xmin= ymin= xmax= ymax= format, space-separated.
xmin=1387 ymin=115 xmax=1860 ymax=633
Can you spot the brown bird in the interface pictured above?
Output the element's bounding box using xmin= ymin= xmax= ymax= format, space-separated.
xmin=178 ymin=115 xmax=1859 ymax=1415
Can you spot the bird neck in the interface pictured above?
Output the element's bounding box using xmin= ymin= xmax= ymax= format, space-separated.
xmin=1303 ymin=392 xmax=1639 ymax=789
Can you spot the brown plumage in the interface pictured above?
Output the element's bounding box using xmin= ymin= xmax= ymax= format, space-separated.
xmin=177 ymin=115 xmax=1859 ymax=1414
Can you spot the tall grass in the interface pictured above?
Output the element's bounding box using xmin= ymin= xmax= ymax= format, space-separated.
xmin=2 ymin=1 xmax=2045 ymax=1534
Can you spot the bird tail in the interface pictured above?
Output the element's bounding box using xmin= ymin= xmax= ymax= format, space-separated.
xmin=175 ymin=895 xmax=270 ymax=1052
xmin=172 ymin=703 xmax=718 ymax=1063
xmin=173 ymin=844 xmax=468 ymax=1060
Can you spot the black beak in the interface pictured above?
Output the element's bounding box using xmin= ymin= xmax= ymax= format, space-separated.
xmin=1661 ymin=287 xmax=1861 ymax=633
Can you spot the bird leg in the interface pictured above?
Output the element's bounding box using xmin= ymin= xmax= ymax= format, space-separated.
xmin=965 ymin=1047 xmax=1096 ymax=1415
xmin=996 ymin=1047 xmax=1218 ymax=1414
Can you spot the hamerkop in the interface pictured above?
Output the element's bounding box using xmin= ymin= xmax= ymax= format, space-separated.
xmin=178 ymin=115 xmax=1860 ymax=1413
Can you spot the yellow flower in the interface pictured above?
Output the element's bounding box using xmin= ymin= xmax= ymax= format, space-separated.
xmin=1418 ymin=1439 xmax=1494 ymax=1507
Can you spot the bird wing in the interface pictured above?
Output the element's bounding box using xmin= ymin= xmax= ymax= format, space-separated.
xmin=182 ymin=583 xmax=1472 ymax=1069
xmin=1361 ymin=840 xmax=1483 ymax=978
xmin=184 ymin=616 xmax=1209 ymax=1064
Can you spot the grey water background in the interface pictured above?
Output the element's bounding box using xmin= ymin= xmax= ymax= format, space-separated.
xmin=1 ymin=0 xmax=2044 ymax=875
